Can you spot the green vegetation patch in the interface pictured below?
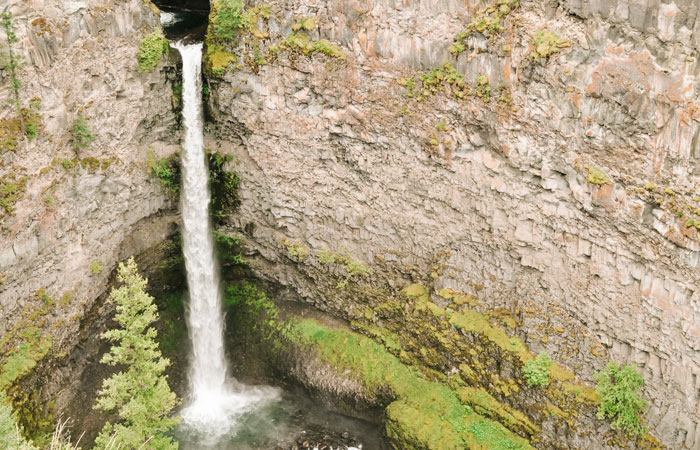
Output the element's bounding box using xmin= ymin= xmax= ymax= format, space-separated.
xmin=281 ymin=238 xmax=310 ymax=261
xmin=0 ymin=174 xmax=28 ymax=216
xmin=213 ymin=230 xmax=248 ymax=267
xmin=271 ymin=32 xmax=345 ymax=60
xmin=0 ymin=109 xmax=41 ymax=152
xmin=0 ymin=392 xmax=37 ymax=450
xmin=397 ymin=62 xmax=499 ymax=105
xmin=584 ymin=165 xmax=610 ymax=185
xmin=0 ymin=327 xmax=52 ymax=391
xmin=213 ymin=0 xmax=245 ymax=40
xmin=448 ymin=305 xmax=531 ymax=364
xmin=137 ymin=30 xmax=169 ymax=73
xmin=530 ymin=30 xmax=570 ymax=61
xmin=319 ymin=248 xmax=369 ymax=289
xmin=147 ymin=150 xmax=180 ymax=193
xmin=70 ymin=115 xmax=95 ymax=150
xmin=296 ymin=319 xmax=531 ymax=450
xmin=208 ymin=152 xmax=239 ymax=220
xmin=450 ymin=0 xmax=521 ymax=54
xmin=206 ymin=44 xmax=239 ymax=76
xmin=89 ymin=260 xmax=103 ymax=275
xmin=522 ymin=352 xmax=551 ymax=387
xmin=594 ymin=362 xmax=647 ymax=436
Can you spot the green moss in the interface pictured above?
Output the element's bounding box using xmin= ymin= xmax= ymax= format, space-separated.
xmin=296 ymin=319 xmax=531 ymax=450
xmin=206 ymin=44 xmax=238 ymax=77
xmin=448 ymin=306 xmax=531 ymax=364
xmin=137 ymin=30 xmax=169 ymax=73
xmin=0 ymin=328 xmax=51 ymax=390
xmin=531 ymin=30 xmax=570 ymax=61
xmin=455 ymin=386 xmax=538 ymax=436
xmin=584 ymin=165 xmax=610 ymax=185
xmin=278 ymin=33 xmax=345 ymax=59
xmin=292 ymin=17 xmax=316 ymax=32
xmin=522 ymin=352 xmax=551 ymax=387
xmin=318 ymin=248 xmax=369 ymax=289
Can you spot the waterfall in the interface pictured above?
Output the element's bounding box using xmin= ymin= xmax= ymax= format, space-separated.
xmin=173 ymin=42 xmax=279 ymax=441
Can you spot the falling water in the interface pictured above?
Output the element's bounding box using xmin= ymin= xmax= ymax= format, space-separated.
xmin=173 ymin=42 xmax=279 ymax=443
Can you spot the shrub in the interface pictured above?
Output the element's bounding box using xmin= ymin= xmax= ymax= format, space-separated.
xmin=214 ymin=0 xmax=245 ymax=40
xmin=137 ymin=30 xmax=168 ymax=73
xmin=594 ymin=362 xmax=647 ymax=436
xmin=70 ymin=116 xmax=95 ymax=150
xmin=147 ymin=151 xmax=180 ymax=193
xmin=522 ymin=351 xmax=551 ymax=387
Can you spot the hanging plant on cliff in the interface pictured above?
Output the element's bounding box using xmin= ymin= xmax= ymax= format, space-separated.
xmin=213 ymin=0 xmax=245 ymax=40
xmin=137 ymin=30 xmax=169 ymax=73
xmin=93 ymin=258 xmax=180 ymax=450
xmin=594 ymin=361 xmax=647 ymax=436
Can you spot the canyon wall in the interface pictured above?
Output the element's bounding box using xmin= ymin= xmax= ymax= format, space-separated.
xmin=204 ymin=0 xmax=700 ymax=447
xmin=0 ymin=0 xmax=179 ymax=415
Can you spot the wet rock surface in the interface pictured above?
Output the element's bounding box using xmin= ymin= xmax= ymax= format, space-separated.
xmin=203 ymin=0 xmax=700 ymax=447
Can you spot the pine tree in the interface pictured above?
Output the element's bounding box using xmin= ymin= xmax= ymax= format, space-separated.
xmin=93 ymin=258 xmax=180 ymax=450
xmin=0 ymin=392 xmax=37 ymax=450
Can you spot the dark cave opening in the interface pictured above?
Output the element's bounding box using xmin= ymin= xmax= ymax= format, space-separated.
xmin=153 ymin=0 xmax=210 ymax=42
xmin=152 ymin=0 xmax=210 ymax=13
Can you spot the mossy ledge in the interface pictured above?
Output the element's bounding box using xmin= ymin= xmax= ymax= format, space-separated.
xmin=226 ymin=282 xmax=531 ymax=449
xmin=231 ymin=235 xmax=666 ymax=449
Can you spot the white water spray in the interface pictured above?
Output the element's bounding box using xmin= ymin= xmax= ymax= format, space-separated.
xmin=174 ymin=42 xmax=279 ymax=441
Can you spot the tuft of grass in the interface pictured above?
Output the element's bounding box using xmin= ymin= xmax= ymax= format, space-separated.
xmin=206 ymin=44 xmax=238 ymax=76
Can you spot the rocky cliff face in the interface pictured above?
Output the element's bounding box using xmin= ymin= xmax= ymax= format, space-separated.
xmin=0 ymin=0 xmax=179 ymax=416
xmin=204 ymin=0 xmax=700 ymax=447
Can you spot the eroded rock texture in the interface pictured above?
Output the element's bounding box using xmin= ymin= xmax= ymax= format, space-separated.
xmin=0 ymin=0 xmax=179 ymax=414
xmin=204 ymin=0 xmax=700 ymax=447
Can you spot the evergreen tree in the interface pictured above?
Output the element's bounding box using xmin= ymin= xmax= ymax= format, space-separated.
xmin=0 ymin=392 xmax=37 ymax=450
xmin=93 ymin=258 xmax=180 ymax=450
